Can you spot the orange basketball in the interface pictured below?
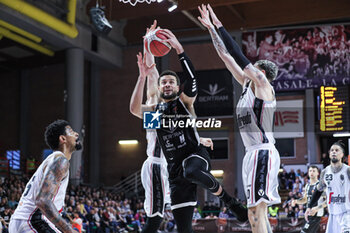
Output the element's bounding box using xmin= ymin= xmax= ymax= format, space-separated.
xmin=144 ymin=29 xmax=171 ymax=57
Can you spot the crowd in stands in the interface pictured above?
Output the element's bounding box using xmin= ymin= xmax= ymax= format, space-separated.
xmin=272 ymin=165 xmax=330 ymax=221
xmin=243 ymin=25 xmax=350 ymax=80
xmin=0 ymin=158 xmax=335 ymax=232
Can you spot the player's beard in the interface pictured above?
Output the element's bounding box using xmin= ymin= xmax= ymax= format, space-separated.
xmin=75 ymin=138 xmax=83 ymax=150
xmin=331 ymin=158 xmax=339 ymax=164
xmin=161 ymin=90 xmax=177 ymax=100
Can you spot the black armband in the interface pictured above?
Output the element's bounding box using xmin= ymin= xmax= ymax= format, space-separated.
xmin=178 ymin=52 xmax=197 ymax=97
xmin=218 ymin=26 xmax=250 ymax=69
xmin=308 ymin=189 xmax=323 ymax=209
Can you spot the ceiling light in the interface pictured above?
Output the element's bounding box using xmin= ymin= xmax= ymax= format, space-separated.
xmin=168 ymin=4 xmax=177 ymax=12
xmin=118 ymin=140 xmax=139 ymax=145
xmin=333 ymin=132 xmax=350 ymax=137
xmin=157 ymin=0 xmax=163 ymax=2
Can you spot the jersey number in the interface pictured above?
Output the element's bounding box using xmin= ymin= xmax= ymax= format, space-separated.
xmin=23 ymin=176 xmax=36 ymax=197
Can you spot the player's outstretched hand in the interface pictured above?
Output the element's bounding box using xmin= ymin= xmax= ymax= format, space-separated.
xmin=136 ymin=52 xmax=155 ymax=79
xmin=310 ymin=206 xmax=318 ymax=216
xmin=158 ymin=29 xmax=184 ymax=54
xmin=198 ymin=4 xmax=214 ymax=29
xmin=304 ymin=208 xmax=311 ymax=222
xmin=200 ymin=137 xmax=214 ymax=150
xmin=207 ymin=4 xmax=222 ymax=28
xmin=144 ymin=20 xmax=158 ymax=37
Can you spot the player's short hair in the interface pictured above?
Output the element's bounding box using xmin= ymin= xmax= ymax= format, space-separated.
xmin=331 ymin=140 xmax=345 ymax=154
xmin=44 ymin=119 xmax=69 ymax=150
xmin=308 ymin=165 xmax=319 ymax=173
xmin=254 ymin=60 xmax=278 ymax=82
xmin=158 ymin=70 xmax=180 ymax=86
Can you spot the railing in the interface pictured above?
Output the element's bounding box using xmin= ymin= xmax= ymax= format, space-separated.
xmin=108 ymin=170 xmax=143 ymax=198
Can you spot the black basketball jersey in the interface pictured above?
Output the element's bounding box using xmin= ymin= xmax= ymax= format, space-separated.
xmin=306 ymin=181 xmax=324 ymax=217
xmin=155 ymin=97 xmax=200 ymax=167
xmin=306 ymin=182 xmax=319 ymax=207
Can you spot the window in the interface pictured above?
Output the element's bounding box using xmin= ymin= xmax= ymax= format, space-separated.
xmin=6 ymin=150 xmax=20 ymax=170
xmin=275 ymin=138 xmax=295 ymax=157
xmin=207 ymin=138 xmax=229 ymax=160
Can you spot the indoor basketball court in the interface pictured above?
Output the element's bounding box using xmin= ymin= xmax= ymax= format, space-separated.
xmin=1 ymin=0 xmax=350 ymax=232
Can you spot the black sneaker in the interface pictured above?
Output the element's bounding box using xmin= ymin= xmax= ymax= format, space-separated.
xmin=226 ymin=198 xmax=248 ymax=222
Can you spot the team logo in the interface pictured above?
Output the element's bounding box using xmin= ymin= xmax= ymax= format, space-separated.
xmin=340 ymin=174 xmax=345 ymax=185
xmin=258 ymin=189 xmax=265 ymax=196
xmin=143 ymin=111 xmax=162 ymax=129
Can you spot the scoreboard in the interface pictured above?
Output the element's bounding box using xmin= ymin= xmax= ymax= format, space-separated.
xmin=319 ymin=86 xmax=349 ymax=132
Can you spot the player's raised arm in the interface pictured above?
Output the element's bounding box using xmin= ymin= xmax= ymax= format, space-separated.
xmin=130 ymin=52 xmax=156 ymax=119
xmin=144 ymin=20 xmax=160 ymax=103
xmin=159 ymin=29 xmax=197 ymax=108
xmin=35 ymin=155 xmax=76 ymax=233
xmin=198 ymin=4 xmax=245 ymax=85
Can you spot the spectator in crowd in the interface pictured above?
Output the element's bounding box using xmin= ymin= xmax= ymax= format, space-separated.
xmin=218 ymin=207 xmax=229 ymax=219
xmin=321 ymin=152 xmax=330 ymax=168
xmin=161 ymin=206 xmax=175 ymax=232
xmin=192 ymin=208 xmax=202 ymax=220
xmin=205 ymin=212 xmax=218 ymax=219
xmin=292 ymin=177 xmax=303 ymax=193
xmin=71 ymin=211 xmax=83 ymax=233
xmin=0 ymin=206 xmax=11 ymax=233
xmin=268 ymin=205 xmax=279 ymax=218
xmin=278 ymin=169 xmax=289 ymax=189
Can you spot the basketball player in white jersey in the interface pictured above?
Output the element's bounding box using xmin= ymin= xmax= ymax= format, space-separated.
xmin=132 ymin=21 xmax=214 ymax=233
xmin=292 ymin=165 xmax=326 ymax=233
xmin=305 ymin=141 xmax=350 ymax=233
xmin=199 ymin=4 xmax=281 ymax=233
xmin=9 ymin=119 xmax=82 ymax=233
xmin=136 ymin=21 xmax=170 ymax=233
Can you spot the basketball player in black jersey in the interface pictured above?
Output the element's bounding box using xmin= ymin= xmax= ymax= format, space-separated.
xmin=292 ymin=166 xmax=326 ymax=233
xmin=130 ymin=28 xmax=248 ymax=233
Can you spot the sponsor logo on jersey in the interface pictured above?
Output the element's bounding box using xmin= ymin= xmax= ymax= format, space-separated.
xmin=237 ymin=112 xmax=252 ymax=127
xmin=328 ymin=192 xmax=346 ymax=204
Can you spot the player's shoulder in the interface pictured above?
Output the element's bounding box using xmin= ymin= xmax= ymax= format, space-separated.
xmin=46 ymin=153 xmax=70 ymax=176
xmin=319 ymin=168 xmax=327 ymax=177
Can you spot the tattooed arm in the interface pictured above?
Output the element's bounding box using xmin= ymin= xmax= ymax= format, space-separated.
xmin=305 ymin=170 xmax=327 ymax=221
xmin=310 ymin=192 xmax=327 ymax=216
xmin=35 ymin=156 xmax=76 ymax=233
xmin=293 ymin=185 xmax=308 ymax=205
xmin=198 ymin=4 xmax=246 ymax=85
xmin=317 ymin=170 xmax=327 ymax=192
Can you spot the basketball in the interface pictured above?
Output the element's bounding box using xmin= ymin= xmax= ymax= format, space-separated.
xmin=144 ymin=28 xmax=171 ymax=57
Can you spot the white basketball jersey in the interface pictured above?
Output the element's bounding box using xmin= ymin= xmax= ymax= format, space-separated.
xmin=11 ymin=151 xmax=69 ymax=220
xmin=146 ymin=130 xmax=166 ymax=161
xmin=236 ymin=80 xmax=276 ymax=148
xmin=323 ymin=164 xmax=350 ymax=215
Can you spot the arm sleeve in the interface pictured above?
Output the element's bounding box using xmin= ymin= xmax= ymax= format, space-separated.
xmin=218 ymin=26 xmax=250 ymax=69
xmin=178 ymin=52 xmax=197 ymax=97
xmin=308 ymin=189 xmax=323 ymax=209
